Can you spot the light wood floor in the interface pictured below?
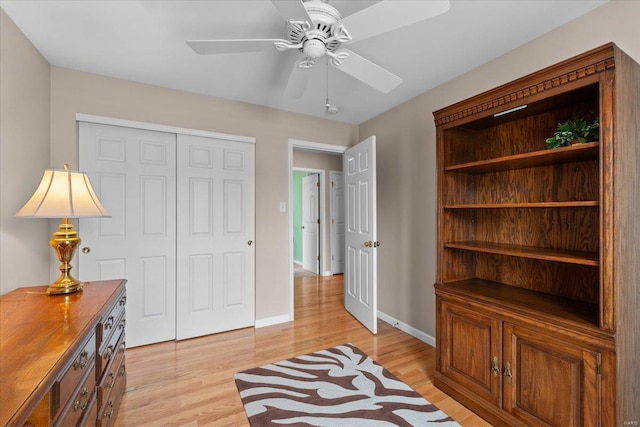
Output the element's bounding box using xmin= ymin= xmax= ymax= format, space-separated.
xmin=115 ymin=274 xmax=490 ymax=426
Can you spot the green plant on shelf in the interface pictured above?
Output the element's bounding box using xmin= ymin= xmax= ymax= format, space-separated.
xmin=545 ymin=115 xmax=599 ymax=149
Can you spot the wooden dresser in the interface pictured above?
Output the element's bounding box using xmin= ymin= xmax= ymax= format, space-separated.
xmin=0 ymin=279 xmax=127 ymax=427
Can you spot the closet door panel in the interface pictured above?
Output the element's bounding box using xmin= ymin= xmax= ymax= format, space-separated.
xmin=176 ymin=134 xmax=255 ymax=340
xmin=79 ymin=122 xmax=177 ymax=348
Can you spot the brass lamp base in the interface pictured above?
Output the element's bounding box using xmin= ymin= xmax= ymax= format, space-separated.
xmin=47 ymin=219 xmax=84 ymax=295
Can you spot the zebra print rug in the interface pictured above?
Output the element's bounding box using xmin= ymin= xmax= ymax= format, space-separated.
xmin=234 ymin=343 xmax=459 ymax=426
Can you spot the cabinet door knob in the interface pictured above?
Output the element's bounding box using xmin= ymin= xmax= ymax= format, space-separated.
xmin=248 ymin=240 xmax=253 ymax=246
xmin=491 ymin=356 xmax=500 ymax=377
xmin=82 ymin=247 xmax=91 ymax=254
xmin=504 ymin=362 xmax=512 ymax=384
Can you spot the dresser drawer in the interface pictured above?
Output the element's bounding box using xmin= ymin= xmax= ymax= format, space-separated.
xmin=97 ymin=351 xmax=126 ymax=427
xmin=98 ymin=314 xmax=125 ymax=376
xmin=54 ymin=361 xmax=96 ymax=427
xmin=54 ymin=331 xmax=97 ymax=419
xmin=98 ymin=291 xmax=126 ymax=349
xmin=79 ymin=395 xmax=98 ymax=427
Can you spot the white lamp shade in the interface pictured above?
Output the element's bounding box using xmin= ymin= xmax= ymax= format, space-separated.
xmin=16 ymin=168 xmax=110 ymax=218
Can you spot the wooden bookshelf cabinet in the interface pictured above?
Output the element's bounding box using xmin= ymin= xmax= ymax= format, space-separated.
xmin=433 ymin=43 xmax=639 ymax=426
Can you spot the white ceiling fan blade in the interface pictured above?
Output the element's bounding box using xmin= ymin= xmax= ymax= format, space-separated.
xmin=271 ymin=0 xmax=312 ymax=26
xmin=334 ymin=0 xmax=450 ymax=43
xmin=187 ymin=39 xmax=288 ymax=55
xmin=284 ymin=60 xmax=312 ymax=99
xmin=333 ymin=49 xmax=402 ymax=93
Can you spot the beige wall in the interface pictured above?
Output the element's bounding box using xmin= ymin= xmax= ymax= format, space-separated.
xmin=2 ymin=0 xmax=639 ymax=340
xmin=0 ymin=10 xmax=51 ymax=294
xmin=292 ymin=149 xmax=343 ymax=274
xmin=48 ymin=67 xmax=358 ymax=321
xmin=361 ymin=0 xmax=640 ymax=338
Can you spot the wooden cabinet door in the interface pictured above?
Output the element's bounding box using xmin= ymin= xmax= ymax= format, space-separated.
xmin=502 ymin=323 xmax=601 ymax=427
xmin=439 ymin=300 xmax=502 ymax=406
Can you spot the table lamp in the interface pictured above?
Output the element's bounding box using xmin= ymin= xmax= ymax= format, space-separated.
xmin=16 ymin=164 xmax=110 ymax=295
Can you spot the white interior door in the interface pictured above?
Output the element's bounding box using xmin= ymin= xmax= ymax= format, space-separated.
xmin=79 ymin=122 xmax=177 ymax=347
xmin=302 ymin=173 xmax=319 ymax=274
xmin=344 ymin=136 xmax=377 ymax=333
xmin=176 ymin=134 xmax=255 ymax=340
xmin=330 ymin=171 xmax=345 ymax=274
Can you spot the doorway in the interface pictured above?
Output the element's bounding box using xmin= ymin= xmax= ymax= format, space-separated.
xmin=288 ymin=139 xmax=347 ymax=321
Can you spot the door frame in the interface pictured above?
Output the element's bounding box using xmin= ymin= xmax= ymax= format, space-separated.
xmin=288 ymin=139 xmax=347 ymax=321
xmin=296 ymin=169 xmax=323 ymax=275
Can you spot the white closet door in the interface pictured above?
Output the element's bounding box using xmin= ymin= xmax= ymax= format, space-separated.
xmin=176 ymin=134 xmax=255 ymax=340
xmin=79 ymin=122 xmax=177 ymax=347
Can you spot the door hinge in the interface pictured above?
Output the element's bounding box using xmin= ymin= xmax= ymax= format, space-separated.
xmin=316 ymin=181 xmax=320 ymax=187
xmin=332 ymin=218 xmax=334 ymax=224
xmin=317 ymin=218 xmax=320 ymax=224
xmin=331 ymin=181 xmax=334 ymax=187
xmin=317 ymin=255 xmax=320 ymax=261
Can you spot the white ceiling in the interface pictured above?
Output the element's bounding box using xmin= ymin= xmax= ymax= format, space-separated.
xmin=1 ymin=0 xmax=608 ymax=124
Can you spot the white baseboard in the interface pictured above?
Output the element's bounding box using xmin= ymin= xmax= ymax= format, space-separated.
xmin=254 ymin=314 xmax=292 ymax=329
xmin=293 ymin=260 xmax=303 ymax=266
xmin=322 ymin=270 xmax=332 ymax=277
xmin=377 ymin=311 xmax=436 ymax=348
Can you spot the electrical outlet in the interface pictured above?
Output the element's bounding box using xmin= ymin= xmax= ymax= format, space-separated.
xmin=279 ymin=202 xmax=286 ymax=213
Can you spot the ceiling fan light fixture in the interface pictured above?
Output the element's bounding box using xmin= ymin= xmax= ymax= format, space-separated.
xmin=303 ymin=38 xmax=326 ymax=58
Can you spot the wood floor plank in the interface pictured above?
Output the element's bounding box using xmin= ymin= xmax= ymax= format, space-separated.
xmin=114 ymin=274 xmax=490 ymax=426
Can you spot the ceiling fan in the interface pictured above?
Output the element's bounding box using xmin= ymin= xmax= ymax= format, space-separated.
xmin=186 ymin=0 xmax=450 ymax=98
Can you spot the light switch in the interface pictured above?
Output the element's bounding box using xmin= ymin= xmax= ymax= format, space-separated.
xmin=279 ymin=202 xmax=286 ymax=213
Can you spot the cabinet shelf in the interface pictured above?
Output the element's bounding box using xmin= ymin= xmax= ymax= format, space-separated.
xmin=444 ymin=241 xmax=599 ymax=266
xmin=435 ymin=279 xmax=600 ymax=329
xmin=444 ymin=201 xmax=599 ymax=209
xmin=444 ymin=142 xmax=599 ymax=174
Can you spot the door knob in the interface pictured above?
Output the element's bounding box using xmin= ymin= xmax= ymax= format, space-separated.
xmin=364 ymin=241 xmax=372 ymax=247
xmin=491 ymin=356 xmax=500 ymax=377
xmin=504 ymin=362 xmax=512 ymax=384
xmin=248 ymin=240 xmax=253 ymax=246
xmin=82 ymin=247 xmax=91 ymax=254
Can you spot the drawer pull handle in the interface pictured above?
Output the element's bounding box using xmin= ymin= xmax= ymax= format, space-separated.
xmin=119 ymin=296 xmax=127 ymax=306
xmin=104 ymin=401 xmax=114 ymax=418
xmin=120 ymin=341 xmax=126 ymax=353
xmin=73 ymin=350 xmax=89 ymax=370
xmin=105 ymin=344 xmax=115 ymax=359
xmin=119 ymin=365 xmax=126 ymax=377
xmin=119 ymin=319 xmax=126 ymax=330
xmin=105 ymin=316 xmax=115 ymax=330
xmin=504 ymin=362 xmax=513 ymax=384
xmin=106 ymin=372 xmax=115 ymax=388
xmin=73 ymin=387 xmax=89 ymax=411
